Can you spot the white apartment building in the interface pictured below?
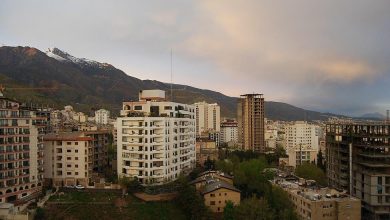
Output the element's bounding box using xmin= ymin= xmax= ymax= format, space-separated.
xmin=284 ymin=121 xmax=319 ymax=167
xmin=95 ymin=109 xmax=110 ymax=125
xmin=117 ymin=90 xmax=196 ymax=185
xmin=194 ymin=102 xmax=220 ymax=136
xmin=220 ymin=120 xmax=238 ymax=146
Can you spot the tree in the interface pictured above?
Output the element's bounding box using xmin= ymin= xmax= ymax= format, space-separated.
xmin=204 ymin=157 xmax=215 ymax=170
xmin=266 ymin=186 xmax=298 ymax=220
xmin=175 ymin=178 xmax=211 ymax=220
xmin=119 ymin=176 xmax=143 ymax=195
xmin=317 ymin=149 xmax=326 ymax=172
xmin=223 ymin=201 xmax=235 ymax=220
xmin=233 ymin=158 xmax=271 ymax=198
xmin=234 ymin=196 xmax=274 ymax=220
xmin=295 ymin=162 xmax=327 ymax=186
xmin=34 ymin=207 xmax=45 ymax=220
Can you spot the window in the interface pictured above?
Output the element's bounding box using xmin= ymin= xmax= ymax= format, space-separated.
xmin=67 ymin=157 xmax=71 ymax=160
xmin=75 ymin=142 xmax=78 ymax=145
xmin=67 ymin=149 xmax=71 ymax=153
xmin=75 ymin=172 xmax=79 ymax=175
xmin=210 ymin=201 xmax=215 ymax=205
xmin=210 ymin=194 xmax=215 ymax=197
xmin=134 ymin=106 xmax=142 ymax=110
xmin=67 ymin=172 xmax=71 ymax=175
xmin=75 ymin=150 xmax=78 ymax=153
xmin=75 ymin=164 xmax=78 ymax=168
xmin=67 ymin=164 xmax=71 ymax=168
xmin=75 ymin=157 xmax=78 ymax=160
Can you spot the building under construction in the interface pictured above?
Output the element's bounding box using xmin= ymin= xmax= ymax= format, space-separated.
xmin=237 ymin=94 xmax=265 ymax=152
xmin=326 ymin=122 xmax=390 ymax=220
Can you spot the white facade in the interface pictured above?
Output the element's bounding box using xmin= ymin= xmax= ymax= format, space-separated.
xmin=220 ymin=120 xmax=238 ymax=145
xmin=284 ymin=121 xmax=319 ymax=167
xmin=194 ymin=102 xmax=220 ymax=136
xmin=95 ymin=109 xmax=110 ymax=125
xmin=117 ymin=90 xmax=196 ymax=185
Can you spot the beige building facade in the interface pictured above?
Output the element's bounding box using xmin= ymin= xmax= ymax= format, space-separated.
xmin=0 ymin=96 xmax=46 ymax=204
xmin=194 ymin=102 xmax=220 ymax=136
xmin=195 ymin=139 xmax=218 ymax=166
xmin=43 ymin=132 xmax=93 ymax=186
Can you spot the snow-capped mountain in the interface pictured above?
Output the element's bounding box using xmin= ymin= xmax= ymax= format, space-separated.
xmin=46 ymin=47 xmax=111 ymax=69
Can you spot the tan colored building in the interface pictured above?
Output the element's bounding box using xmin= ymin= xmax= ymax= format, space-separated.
xmin=195 ymin=138 xmax=218 ymax=166
xmin=0 ymin=95 xmax=46 ymax=204
xmin=237 ymin=94 xmax=265 ymax=152
xmin=190 ymin=170 xmax=239 ymax=213
xmin=273 ymin=177 xmax=361 ymax=220
xmin=43 ymin=132 xmax=93 ymax=186
xmin=287 ymin=145 xmax=318 ymax=168
xmin=202 ymin=180 xmax=240 ymax=213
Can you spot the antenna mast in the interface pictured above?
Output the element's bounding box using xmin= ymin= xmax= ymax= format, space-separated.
xmin=170 ymin=49 xmax=173 ymax=102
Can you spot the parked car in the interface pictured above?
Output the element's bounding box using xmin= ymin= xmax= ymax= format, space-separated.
xmin=75 ymin=185 xmax=85 ymax=189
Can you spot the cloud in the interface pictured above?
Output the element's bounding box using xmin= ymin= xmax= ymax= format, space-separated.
xmin=0 ymin=0 xmax=389 ymax=115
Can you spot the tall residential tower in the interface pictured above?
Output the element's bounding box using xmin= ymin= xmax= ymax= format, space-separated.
xmin=237 ymin=94 xmax=265 ymax=152
xmin=117 ymin=90 xmax=196 ymax=185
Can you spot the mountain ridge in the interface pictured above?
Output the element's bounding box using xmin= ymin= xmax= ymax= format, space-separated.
xmin=0 ymin=46 xmax=343 ymax=120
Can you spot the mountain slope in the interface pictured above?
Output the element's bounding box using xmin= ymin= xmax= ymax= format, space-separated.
xmin=0 ymin=46 xmax=340 ymax=120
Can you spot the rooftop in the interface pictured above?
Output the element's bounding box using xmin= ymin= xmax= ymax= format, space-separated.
xmin=43 ymin=132 xmax=93 ymax=141
xmin=201 ymin=179 xmax=240 ymax=195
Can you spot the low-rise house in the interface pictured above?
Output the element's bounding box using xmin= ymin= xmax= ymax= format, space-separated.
xmin=190 ymin=170 xmax=239 ymax=213
xmin=202 ymin=180 xmax=240 ymax=213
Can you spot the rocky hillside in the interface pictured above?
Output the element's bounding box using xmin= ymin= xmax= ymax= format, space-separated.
xmin=0 ymin=46 xmax=339 ymax=120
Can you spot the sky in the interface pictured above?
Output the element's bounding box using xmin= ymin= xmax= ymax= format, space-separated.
xmin=1 ymin=0 xmax=390 ymax=116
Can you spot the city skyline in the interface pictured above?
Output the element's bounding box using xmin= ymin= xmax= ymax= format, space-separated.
xmin=1 ymin=0 xmax=390 ymax=116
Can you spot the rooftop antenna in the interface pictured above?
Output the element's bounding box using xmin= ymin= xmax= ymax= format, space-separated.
xmin=170 ymin=49 xmax=173 ymax=102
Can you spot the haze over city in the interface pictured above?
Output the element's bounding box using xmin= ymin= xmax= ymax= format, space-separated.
xmin=1 ymin=0 xmax=390 ymax=115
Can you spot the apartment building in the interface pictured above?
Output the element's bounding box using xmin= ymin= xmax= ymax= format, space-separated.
xmin=195 ymin=138 xmax=218 ymax=166
xmin=0 ymin=96 xmax=46 ymax=204
xmin=95 ymin=109 xmax=110 ymax=125
xmin=194 ymin=102 xmax=220 ymax=136
xmin=220 ymin=119 xmax=238 ymax=146
xmin=43 ymin=132 xmax=93 ymax=186
xmin=117 ymin=90 xmax=196 ymax=185
xmin=237 ymin=94 xmax=265 ymax=152
xmin=326 ymin=122 xmax=390 ymax=220
xmin=84 ymin=130 xmax=110 ymax=173
xmin=273 ymin=176 xmax=361 ymax=220
xmin=287 ymin=145 xmax=318 ymax=167
xmin=284 ymin=121 xmax=319 ymax=167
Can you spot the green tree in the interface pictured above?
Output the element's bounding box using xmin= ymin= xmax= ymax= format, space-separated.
xmin=234 ymin=196 xmax=274 ymax=220
xmin=204 ymin=157 xmax=215 ymax=170
xmin=176 ymin=178 xmax=211 ymax=220
xmin=233 ymin=158 xmax=271 ymax=198
xmin=223 ymin=201 xmax=235 ymax=220
xmin=119 ymin=176 xmax=143 ymax=195
xmin=34 ymin=207 xmax=45 ymax=220
xmin=266 ymin=186 xmax=298 ymax=220
xmin=223 ymin=200 xmax=234 ymax=220
xmin=295 ymin=162 xmax=327 ymax=186
xmin=317 ymin=149 xmax=326 ymax=172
